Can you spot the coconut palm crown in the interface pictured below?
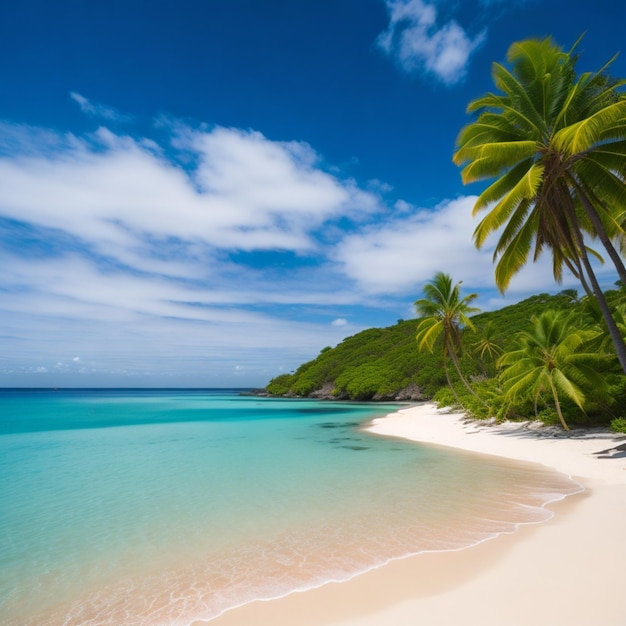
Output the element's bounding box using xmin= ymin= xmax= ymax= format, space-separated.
xmin=498 ymin=309 xmax=605 ymax=430
xmin=453 ymin=36 xmax=626 ymax=372
xmin=415 ymin=272 xmax=480 ymax=400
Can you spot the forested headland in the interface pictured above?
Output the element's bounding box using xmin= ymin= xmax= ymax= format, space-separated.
xmin=265 ymin=287 xmax=626 ymax=431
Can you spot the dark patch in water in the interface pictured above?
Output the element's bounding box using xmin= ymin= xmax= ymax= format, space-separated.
xmin=316 ymin=421 xmax=361 ymax=429
xmin=340 ymin=445 xmax=370 ymax=451
xmin=328 ymin=437 xmax=355 ymax=444
xmin=296 ymin=408 xmax=351 ymax=415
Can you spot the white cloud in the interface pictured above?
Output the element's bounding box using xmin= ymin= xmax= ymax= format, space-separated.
xmin=377 ymin=0 xmax=485 ymax=84
xmin=331 ymin=318 xmax=348 ymax=326
xmin=69 ymin=92 xmax=130 ymax=122
xmin=0 ymin=279 xmax=359 ymax=386
xmin=335 ymin=195 xmax=611 ymax=297
xmin=0 ymin=123 xmax=380 ymax=277
xmin=0 ymin=120 xmax=387 ymax=385
xmin=336 ymin=196 xmax=487 ymax=292
xmin=1 ymin=251 xmax=366 ymax=330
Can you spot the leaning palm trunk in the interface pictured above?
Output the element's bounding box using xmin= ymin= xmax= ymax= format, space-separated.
xmin=443 ymin=356 xmax=464 ymax=409
xmin=568 ymin=209 xmax=626 ymax=372
xmin=547 ymin=377 xmax=570 ymax=431
xmin=570 ymin=177 xmax=626 ymax=287
xmin=447 ymin=342 xmax=489 ymax=408
xmin=565 ymin=256 xmax=594 ymax=298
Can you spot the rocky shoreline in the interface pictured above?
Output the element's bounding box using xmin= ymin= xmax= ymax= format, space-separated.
xmin=241 ymin=382 xmax=426 ymax=402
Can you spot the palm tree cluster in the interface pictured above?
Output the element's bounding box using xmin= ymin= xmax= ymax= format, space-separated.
xmin=414 ymin=273 xmax=618 ymax=430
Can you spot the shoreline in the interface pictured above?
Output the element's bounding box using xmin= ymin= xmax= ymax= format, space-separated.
xmin=205 ymin=403 xmax=626 ymax=626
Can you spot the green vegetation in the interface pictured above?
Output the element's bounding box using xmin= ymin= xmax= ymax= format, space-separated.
xmin=498 ymin=309 xmax=605 ymax=430
xmin=611 ymin=418 xmax=626 ymax=434
xmin=266 ymin=287 xmax=626 ymax=428
xmin=267 ymin=319 xmax=444 ymax=401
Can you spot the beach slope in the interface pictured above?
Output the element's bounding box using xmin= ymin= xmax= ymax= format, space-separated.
xmin=206 ymin=403 xmax=626 ymax=626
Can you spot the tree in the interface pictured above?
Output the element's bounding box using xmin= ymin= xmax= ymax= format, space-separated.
xmin=414 ymin=272 xmax=482 ymax=403
xmin=472 ymin=321 xmax=503 ymax=378
xmin=498 ymin=310 xmax=605 ymax=430
xmin=453 ymin=37 xmax=626 ymax=373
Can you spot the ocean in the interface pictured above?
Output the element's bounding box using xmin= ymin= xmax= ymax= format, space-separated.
xmin=0 ymin=388 xmax=579 ymax=625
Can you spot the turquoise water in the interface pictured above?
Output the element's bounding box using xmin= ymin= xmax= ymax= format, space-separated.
xmin=0 ymin=389 xmax=579 ymax=625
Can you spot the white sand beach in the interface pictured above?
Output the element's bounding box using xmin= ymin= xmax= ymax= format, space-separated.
xmin=207 ymin=403 xmax=626 ymax=626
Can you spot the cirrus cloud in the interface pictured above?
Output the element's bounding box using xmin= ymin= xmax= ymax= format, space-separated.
xmin=70 ymin=92 xmax=132 ymax=122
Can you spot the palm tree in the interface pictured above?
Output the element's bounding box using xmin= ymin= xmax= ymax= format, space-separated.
xmin=498 ymin=310 xmax=605 ymax=430
xmin=473 ymin=321 xmax=503 ymax=362
xmin=415 ymin=272 xmax=482 ymax=403
xmin=472 ymin=321 xmax=503 ymax=378
xmin=453 ymin=37 xmax=626 ymax=373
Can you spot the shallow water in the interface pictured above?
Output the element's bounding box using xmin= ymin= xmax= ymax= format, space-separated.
xmin=0 ymin=389 xmax=579 ymax=625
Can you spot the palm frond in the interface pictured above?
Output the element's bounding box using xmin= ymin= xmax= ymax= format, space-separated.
xmin=585 ymin=140 xmax=626 ymax=173
xmin=466 ymin=92 xmax=508 ymax=113
xmin=473 ymin=159 xmax=536 ymax=212
xmin=491 ymin=63 xmax=548 ymax=133
xmin=459 ymin=142 xmax=538 ymax=183
xmin=473 ymin=167 xmax=543 ymax=250
xmin=554 ymin=100 xmax=626 ymax=154
xmin=415 ymin=317 xmax=442 ymax=353
xmin=552 ymin=368 xmax=586 ymax=410
xmin=493 ymin=214 xmax=538 ymax=291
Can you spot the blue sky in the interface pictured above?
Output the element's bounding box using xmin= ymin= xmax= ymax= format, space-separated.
xmin=1 ymin=0 xmax=624 ymax=387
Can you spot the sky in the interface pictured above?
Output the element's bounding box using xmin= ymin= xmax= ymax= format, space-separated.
xmin=1 ymin=0 xmax=625 ymax=388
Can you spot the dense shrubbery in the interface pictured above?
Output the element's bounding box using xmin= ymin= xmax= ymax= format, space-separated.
xmin=611 ymin=418 xmax=626 ymax=434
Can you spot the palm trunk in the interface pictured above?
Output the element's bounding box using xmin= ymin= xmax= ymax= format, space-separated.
xmin=448 ymin=343 xmax=489 ymax=408
xmin=571 ymin=178 xmax=626 ymax=286
xmin=563 ymin=256 xmax=593 ymax=298
xmin=548 ymin=376 xmax=570 ymax=431
xmin=570 ymin=219 xmax=626 ymax=374
xmin=443 ymin=355 xmax=463 ymax=409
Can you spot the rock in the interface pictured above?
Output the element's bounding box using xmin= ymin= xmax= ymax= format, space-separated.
xmin=393 ymin=383 xmax=425 ymax=401
xmin=309 ymin=382 xmax=337 ymax=400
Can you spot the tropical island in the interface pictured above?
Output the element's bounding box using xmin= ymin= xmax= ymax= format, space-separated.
xmin=266 ymin=37 xmax=626 ymax=436
xmin=265 ymin=282 xmax=626 ymax=432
